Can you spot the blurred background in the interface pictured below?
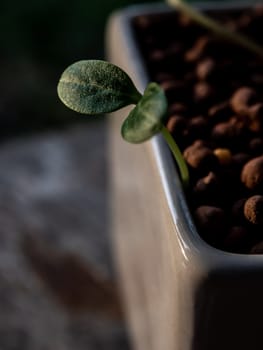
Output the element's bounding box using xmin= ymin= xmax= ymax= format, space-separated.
xmin=0 ymin=1 xmax=162 ymax=349
xmin=0 ymin=0 xmax=160 ymax=137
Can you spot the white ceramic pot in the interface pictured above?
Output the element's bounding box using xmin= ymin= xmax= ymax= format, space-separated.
xmin=107 ymin=3 xmax=263 ymax=350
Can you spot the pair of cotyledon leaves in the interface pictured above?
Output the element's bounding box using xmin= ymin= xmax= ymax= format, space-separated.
xmin=57 ymin=60 xmax=168 ymax=143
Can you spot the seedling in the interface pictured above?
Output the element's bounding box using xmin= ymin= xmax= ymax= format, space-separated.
xmin=57 ymin=59 xmax=189 ymax=188
xmin=57 ymin=1 xmax=263 ymax=192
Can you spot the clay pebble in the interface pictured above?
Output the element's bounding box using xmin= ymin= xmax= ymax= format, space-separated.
xmin=244 ymin=195 xmax=263 ymax=225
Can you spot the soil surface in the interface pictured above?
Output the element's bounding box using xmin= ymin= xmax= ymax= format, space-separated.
xmin=134 ymin=5 xmax=263 ymax=254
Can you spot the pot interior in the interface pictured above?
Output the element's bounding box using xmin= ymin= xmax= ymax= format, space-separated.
xmin=132 ymin=5 xmax=263 ymax=254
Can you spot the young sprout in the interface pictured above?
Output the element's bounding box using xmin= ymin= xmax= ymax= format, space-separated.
xmin=167 ymin=0 xmax=263 ymax=58
xmin=57 ymin=60 xmax=189 ymax=188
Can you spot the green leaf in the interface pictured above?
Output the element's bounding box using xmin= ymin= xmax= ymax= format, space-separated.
xmin=121 ymin=82 xmax=168 ymax=143
xmin=57 ymin=60 xmax=142 ymax=115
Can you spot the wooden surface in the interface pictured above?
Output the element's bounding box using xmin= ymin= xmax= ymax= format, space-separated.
xmin=0 ymin=123 xmax=130 ymax=350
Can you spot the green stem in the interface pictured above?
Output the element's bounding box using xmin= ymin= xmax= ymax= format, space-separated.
xmin=161 ymin=125 xmax=189 ymax=188
xmin=167 ymin=0 xmax=263 ymax=58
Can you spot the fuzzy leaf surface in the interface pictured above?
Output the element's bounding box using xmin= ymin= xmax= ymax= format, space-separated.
xmin=121 ymin=82 xmax=167 ymax=143
xmin=57 ymin=60 xmax=142 ymax=114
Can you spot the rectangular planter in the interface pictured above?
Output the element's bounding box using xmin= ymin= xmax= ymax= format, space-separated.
xmin=106 ymin=3 xmax=263 ymax=350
